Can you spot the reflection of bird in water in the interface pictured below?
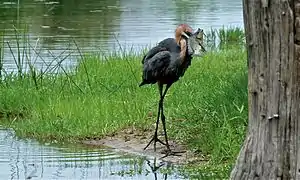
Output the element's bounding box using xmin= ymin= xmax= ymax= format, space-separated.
xmin=26 ymin=163 xmax=38 ymax=179
xmin=145 ymin=158 xmax=169 ymax=180
xmin=139 ymin=24 xmax=206 ymax=156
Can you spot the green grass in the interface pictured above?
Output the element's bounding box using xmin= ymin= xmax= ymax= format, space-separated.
xmin=205 ymin=26 xmax=245 ymax=51
xmin=0 ymin=31 xmax=3 ymax=78
xmin=0 ymin=47 xmax=247 ymax=158
xmin=0 ymin=26 xmax=248 ymax=179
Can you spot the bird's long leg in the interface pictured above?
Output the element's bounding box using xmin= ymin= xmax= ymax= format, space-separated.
xmin=144 ymin=83 xmax=166 ymax=151
xmin=160 ymin=84 xmax=186 ymax=158
xmin=159 ymin=84 xmax=171 ymax=150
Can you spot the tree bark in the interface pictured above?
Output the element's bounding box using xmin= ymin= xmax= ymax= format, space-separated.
xmin=230 ymin=0 xmax=300 ymax=179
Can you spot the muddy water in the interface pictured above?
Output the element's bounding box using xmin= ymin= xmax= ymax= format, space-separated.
xmin=0 ymin=0 xmax=243 ymax=72
xmin=0 ymin=128 xmax=183 ymax=180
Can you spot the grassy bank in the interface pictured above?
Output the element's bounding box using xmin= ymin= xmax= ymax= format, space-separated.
xmin=0 ymin=27 xmax=248 ymax=178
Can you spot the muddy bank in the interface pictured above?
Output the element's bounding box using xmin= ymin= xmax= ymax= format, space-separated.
xmin=82 ymin=127 xmax=205 ymax=165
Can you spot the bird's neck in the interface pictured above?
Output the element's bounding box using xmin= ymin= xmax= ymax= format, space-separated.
xmin=178 ymin=38 xmax=187 ymax=63
xmin=175 ymin=35 xmax=181 ymax=45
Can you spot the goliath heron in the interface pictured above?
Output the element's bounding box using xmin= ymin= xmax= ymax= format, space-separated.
xmin=139 ymin=24 xmax=206 ymax=156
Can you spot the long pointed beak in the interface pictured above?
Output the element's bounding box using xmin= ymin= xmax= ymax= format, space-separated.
xmin=181 ymin=32 xmax=190 ymax=39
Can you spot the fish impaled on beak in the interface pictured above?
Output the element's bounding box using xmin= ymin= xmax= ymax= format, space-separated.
xmin=186 ymin=28 xmax=206 ymax=57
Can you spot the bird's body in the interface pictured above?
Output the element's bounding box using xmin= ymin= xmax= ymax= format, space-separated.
xmin=139 ymin=24 xmax=205 ymax=157
xmin=139 ymin=37 xmax=192 ymax=87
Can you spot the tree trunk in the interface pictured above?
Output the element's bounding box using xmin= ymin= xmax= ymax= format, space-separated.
xmin=230 ymin=0 xmax=300 ymax=179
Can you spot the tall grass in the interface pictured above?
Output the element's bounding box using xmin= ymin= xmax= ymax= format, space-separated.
xmin=169 ymin=49 xmax=247 ymax=161
xmin=0 ymin=31 xmax=3 ymax=79
xmin=0 ymin=26 xmax=247 ymax=177
xmin=205 ymin=26 xmax=245 ymax=50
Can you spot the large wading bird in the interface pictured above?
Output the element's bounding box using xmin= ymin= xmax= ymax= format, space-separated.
xmin=139 ymin=24 xmax=206 ymax=156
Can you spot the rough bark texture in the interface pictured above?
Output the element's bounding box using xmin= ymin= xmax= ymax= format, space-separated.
xmin=230 ymin=0 xmax=300 ymax=179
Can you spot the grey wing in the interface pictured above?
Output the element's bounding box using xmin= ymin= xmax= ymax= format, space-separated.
xmin=142 ymin=51 xmax=171 ymax=83
xmin=142 ymin=46 xmax=167 ymax=64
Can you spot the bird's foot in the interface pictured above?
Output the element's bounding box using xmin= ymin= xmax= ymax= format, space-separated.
xmin=160 ymin=148 xmax=186 ymax=159
xmin=144 ymin=135 xmax=166 ymax=151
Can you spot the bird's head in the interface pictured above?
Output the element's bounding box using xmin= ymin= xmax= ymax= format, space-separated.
xmin=175 ymin=24 xmax=194 ymax=45
xmin=181 ymin=28 xmax=206 ymax=57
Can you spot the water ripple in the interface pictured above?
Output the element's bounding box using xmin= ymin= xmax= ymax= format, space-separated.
xmin=0 ymin=128 xmax=180 ymax=179
xmin=0 ymin=0 xmax=243 ymax=73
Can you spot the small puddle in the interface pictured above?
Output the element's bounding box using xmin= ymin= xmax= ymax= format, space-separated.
xmin=0 ymin=128 xmax=185 ymax=180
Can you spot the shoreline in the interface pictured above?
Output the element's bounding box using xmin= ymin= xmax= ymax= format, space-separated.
xmin=81 ymin=126 xmax=206 ymax=165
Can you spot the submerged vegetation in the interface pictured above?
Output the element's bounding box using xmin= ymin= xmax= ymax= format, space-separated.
xmin=0 ymin=26 xmax=247 ymax=179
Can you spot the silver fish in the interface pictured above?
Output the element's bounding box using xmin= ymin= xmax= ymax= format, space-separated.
xmin=182 ymin=28 xmax=206 ymax=57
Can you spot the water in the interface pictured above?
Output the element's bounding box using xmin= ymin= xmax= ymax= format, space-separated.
xmin=0 ymin=0 xmax=243 ymax=73
xmin=0 ymin=128 xmax=183 ymax=180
